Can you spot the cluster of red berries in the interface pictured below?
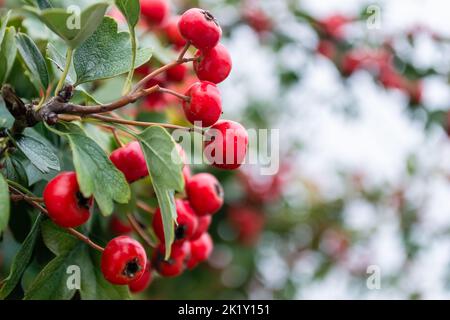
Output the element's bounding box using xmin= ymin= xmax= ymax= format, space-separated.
xmin=315 ymin=15 xmax=423 ymax=104
xmin=40 ymin=3 xmax=249 ymax=294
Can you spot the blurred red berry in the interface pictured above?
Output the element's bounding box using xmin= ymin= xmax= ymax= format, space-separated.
xmin=166 ymin=63 xmax=188 ymax=83
xmin=191 ymin=215 xmax=212 ymax=241
xmin=228 ymin=206 xmax=265 ymax=246
xmin=204 ymin=120 xmax=249 ymax=170
xmin=140 ymin=0 xmax=170 ymax=26
xmin=187 ymin=173 xmax=224 ymax=216
xmin=318 ymin=14 xmax=352 ymax=40
xmin=110 ymin=141 xmax=148 ymax=183
xmin=162 ymin=16 xmax=187 ymax=48
xmin=187 ymin=233 xmax=213 ymax=269
xmin=110 ymin=215 xmax=133 ymax=235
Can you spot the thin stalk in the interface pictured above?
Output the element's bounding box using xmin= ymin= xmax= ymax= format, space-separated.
xmin=123 ymin=29 xmax=137 ymax=95
xmin=54 ymin=47 xmax=73 ymax=96
xmin=127 ymin=213 xmax=156 ymax=248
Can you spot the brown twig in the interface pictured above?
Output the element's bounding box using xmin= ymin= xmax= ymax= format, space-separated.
xmin=137 ymin=200 xmax=156 ymax=214
xmin=127 ymin=213 xmax=156 ymax=248
xmin=158 ymin=87 xmax=191 ymax=102
xmin=10 ymin=193 xmax=44 ymax=203
xmin=9 ymin=186 xmax=104 ymax=252
xmin=87 ymin=114 xmax=193 ymax=131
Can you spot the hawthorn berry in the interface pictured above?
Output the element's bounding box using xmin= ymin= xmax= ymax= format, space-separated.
xmin=194 ymin=44 xmax=232 ymax=84
xmin=166 ymin=63 xmax=188 ymax=83
xmin=187 ymin=233 xmax=213 ymax=269
xmin=178 ymin=8 xmax=222 ymax=51
xmin=228 ymin=206 xmax=265 ymax=246
xmin=129 ymin=262 xmax=153 ymax=293
xmin=110 ymin=141 xmax=148 ymax=183
xmin=110 ymin=215 xmax=133 ymax=235
xmin=204 ymin=120 xmax=249 ymax=170
xmin=153 ymin=200 xmax=198 ymax=243
xmin=175 ymin=144 xmax=192 ymax=183
xmin=43 ymin=172 xmax=92 ymax=228
xmin=101 ymin=236 xmax=147 ymax=285
xmin=183 ymin=81 xmax=222 ymax=127
xmin=191 ymin=215 xmax=212 ymax=241
xmin=162 ymin=16 xmax=187 ymax=48
xmin=187 ymin=173 xmax=224 ymax=216
xmin=140 ymin=0 xmax=170 ymax=26
xmin=152 ymin=242 xmax=190 ymax=277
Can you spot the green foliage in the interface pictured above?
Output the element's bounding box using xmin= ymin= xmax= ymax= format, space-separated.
xmin=0 ymin=27 xmax=17 ymax=85
xmin=115 ymin=0 xmax=140 ymax=28
xmin=47 ymin=122 xmax=131 ymax=216
xmin=15 ymin=32 xmax=49 ymax=90
xmin=136 ymin=126 xmax=184 ymax=257
xmin=73 ymin=17 xmax=152 ymax=85
xmin=0 ymin=214 xmax=43 ymax=299
xmin=24 ymin=2 xmax=109 ymax=49
xmin=0 ymin=173 xmax=10 ymax=233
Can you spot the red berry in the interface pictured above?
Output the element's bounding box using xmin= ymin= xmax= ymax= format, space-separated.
xmin=140 ymin=0 xmax=170 ymax=26
xmin=152 ymin=242 xmax=190 ymax=277
xmin=166 ymin=63 xmax=187 ymax=83
xmin=129 ymin=262 xmax=153 ymax=293
xmin=153 ymin=200 xmax=198 ymax=243
xmin=110 ymin=141 xmax=148 ymax=183
xmin=191 ymin=215 xmax=212 ymax=240
xmin=228 ymin=206 xmax=265 ymax=246
xmin=162 ymin=16 xmax=187 ymax=48
xmin=142 ymin=76 xmax=168 ymax=111
xmin=204 ymin=120 xmax=248 ymax=170
xmin=43 ymin=172 xmax=92 ymax=228
xmin=187 ymin=233 xmax=213 ymax=269
xmin=319 ymin=14 xmax=351 ymax=40
xmin=187 ymin=173 xmax=224 ymax=216
xmin=194 ymin=44 xmax=232 ymax=84
xmin=178 ymin=8 xmax=222 ymax=51
xmin=101 ymin=236 xmax=147 ymax=285
xmin=183 ymin=81 xmax=222 ymax=127
xmin=110 ymin=215 xmax=133 ymax=235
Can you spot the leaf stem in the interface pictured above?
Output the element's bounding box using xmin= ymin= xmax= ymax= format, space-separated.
xmin=123 ymin=29 xmax=137 ymax=95
xmin=127 ymin=213 xmax=156 ymax=248
xmin=54 ymin=47 xmax=73 ymax=96
xmin=158 ymin=87 xmax=191 ymax=102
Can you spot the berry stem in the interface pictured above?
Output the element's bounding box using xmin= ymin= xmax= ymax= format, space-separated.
xmin=158 ymin=87 xmax=191 ymax=102
xmin=177 ymin=41 xmax=191 ymax=62
xmin=127 ymin=213 xmax=156 ymax=248
xmin=137 ymin=200 xmax=156 ymax=214
xmin=86 ymin=114 xmax=193 ymax=131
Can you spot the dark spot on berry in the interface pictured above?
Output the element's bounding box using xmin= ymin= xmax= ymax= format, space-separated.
xmin=76 ymin=192 xmax=91 ymax=210
xmin=201 ymin=10 xmax=219 ymax=27
xmin=123 ymin=258 xmax=141 ymax=279
xmin=214 ymin=182 xmax=224 ymax=199
xmin=175 ymin=224 xmax=187 ymax=240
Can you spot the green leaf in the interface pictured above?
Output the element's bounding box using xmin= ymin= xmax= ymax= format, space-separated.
xmin=14 ymin=134 xmax=60 ymax=174
xmin=36 ymin=0 xmax=53 ymax=9
xmin=3 ymin=154 xmax=28 ymax=185
xmin=15 ymin=33 xmax=49 ymax=89
xmin=0 ymin=214 xmax=43 ymax=299
xmin=0 ymin=96 xmax=15 ymax=128
xmin=24 ymin=2 xmax=109 ymax=49
xmin=0 ymin=10 xmax=11 ymax=46
xmin=115 ymin=0 xmax=140 ymax=28
xmin=0 ymin=173 xmax=10 ymax=233
xmin=47 ymin=122 xmax=130 ymax=216
xmin=137 ymin=126 xmax=184 ymax=257
xmin=74 ymin=17 xmax=152 ymax=85
xmin=0 ymin=27 xmax=17 ymax=85
xmin=25 ymin=220 xmax=129 ymax=300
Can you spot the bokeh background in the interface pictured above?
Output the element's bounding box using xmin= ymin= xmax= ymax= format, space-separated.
xmin=2 ymin=0 xmax=450 ymax=299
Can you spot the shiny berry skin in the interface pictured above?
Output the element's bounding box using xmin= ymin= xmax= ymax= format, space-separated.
xmin=140 ymin=0 xmax=170 ymax=26
xmin=129 ymin=262 xmax=152 ymax=293
xmin=43 ymin=172 xmax=92 ymax=228
xmin=191 ymin=215 xmax=212 ymax=240
xmin=183 ymin=81 xmax=222 ymax=127
xmin=178 ymin=8 xmax=222 ymax=51
xmin=187 ymin=233 xmax=213 ymax=269
xmin=166 ymin=64 xmax=187 ymax=83
xmin=110 ymin=141 xmax=148 ymax=183
xmin=204 ymin=120 xmax=249 ymax=170
xmin=153 ymin=200 xmax=198 ymax=243
xmin=101 ymin=236 xmax=147 ymax=285
xmin=194 ymin=44 xmax=232 ymax=84
xmin=110 ymin=215 xmax=133 ymax=235
xmin=187 ymin=173 xmax=224 ymax=216
xmin=152 ymin=242 xmax=190 ymax=277
xmin=162 ymin=16 xmax=187 ymax=48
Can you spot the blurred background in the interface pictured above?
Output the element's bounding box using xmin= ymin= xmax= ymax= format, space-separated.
xmin=2 ymin=0 xmax=450 ymax=299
